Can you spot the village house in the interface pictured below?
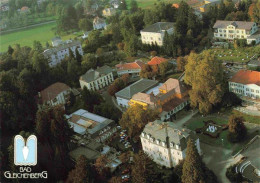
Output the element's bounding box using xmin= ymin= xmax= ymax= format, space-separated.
xmin=148 ymin=56 xmax=168 ymax=66
xmin=0 ymin=3 xmax=9 ymax=12
xmin=141 ymin=120 xmax=201 ymax=168
xmin=229 ymin=70 xmax=260 ymax=100
xmin=115 ymin=60 xmax=145 ymax=77
xmin=79 ymin=65 xmax=114 ymax=91
xmin=213 ymin=20 xmax=260 ymax=44
xmin=66 ymin=109 xmax=117 ymax=143
xmin=102 ymin=7 xmax=116 ymax=17
xmin=129 ymin=78 xmax=189 ymax=121
xmin=93 ymin=16 xmax=107 ymax=30
xmin=115 ymin=78 xmax=159 ymax=108
xmin=199 ymin=0 xmax=221 ymax=12
xmin=36 ymin=82 xmax=72 ymax=107
xmin=110 ymin=0 xmax=120 ymax=8
xmin=51 ymin=36 xmax=63 ymax=47
xmin=43 ymin=40 xmax=83 ymax=67
xmin=140 ymin=22 xmax=174 ymax=46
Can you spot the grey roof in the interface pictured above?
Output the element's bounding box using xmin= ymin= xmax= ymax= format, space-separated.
xmin=141 ymin=22 xmax=174 ymax=33
xmin=247 ymin=30 xmax=260 ymax=39
xmin=80 ymin=65 xmax=113 ymax=83
xmin=43 ymin=40 xmax=81 ymax=57
xmin=51 ymin=36 xmax=61 ymax=42
xmin=213 ymin=20 xmax=256 ymax=30
xmin=115 ymin=78 xmax=159 ymax=99
xmin=248 ymin=59 xmax=260 ymax=67
xmin=142 ymin=120 xmax=197 ymax=150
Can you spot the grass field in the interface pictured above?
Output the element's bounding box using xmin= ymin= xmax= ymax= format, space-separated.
xmin=0 ymin=22 xmax=81 ymax=52
xmin=126 ymin=0 xmax=184 ymax=9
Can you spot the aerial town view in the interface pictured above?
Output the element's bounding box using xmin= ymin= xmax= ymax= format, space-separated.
xmin=0 ymin=0 xmax=260 ymax=182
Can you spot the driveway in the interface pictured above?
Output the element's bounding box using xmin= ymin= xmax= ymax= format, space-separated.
xmin=201 ymin=142 xmax=233 ymax=183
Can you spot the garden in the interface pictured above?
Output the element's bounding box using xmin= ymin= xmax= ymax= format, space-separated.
xmin=210 ymin=46 xmax=260 ymax=63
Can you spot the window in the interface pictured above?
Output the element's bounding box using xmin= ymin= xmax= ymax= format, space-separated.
xmin=246 ymin=88 xmax=249 ymax=91
xmin=219 ymin=29 xmax=222 ymax=32
xmin=151 ymin=37 xmax=153 ymax=40
xmin=256 ymin=90 xmax=259 ymax=93
xmin=251 ymin=89 xmax=254 ymax=92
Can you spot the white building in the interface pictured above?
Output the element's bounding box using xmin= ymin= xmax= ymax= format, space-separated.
xmin=37 ymin=82 xmax=72 ymax=107
xmin=213 ymin=21 xmax=260 ymax=44
xmin=79 ymin=65 xmax=114 ymax=91
xmin=141 ymin=120 xmax=201 ymax=168
xmin=102 ymin=8 xmax=116 ymax=17
xmin=66 ymin=109 xmax=117 ymax=142
xmin=51 ymin=36 xmax=63 ymax=47
xmin=115 ymin=60 xmax=145 ymax=77
xmin=140 ymin=22 xmax=174 ymax=46
xmin=43 ymin=40 xmax=83 ymax=67
xmin=229 ymin=70 xmax=260 ymax=100
xmin=115 ymin=79 xmax=158 ymax=108
xmin=93 ymin=17 xmax=107 ymax=30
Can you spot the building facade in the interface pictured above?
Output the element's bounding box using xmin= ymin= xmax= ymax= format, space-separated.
xmin=93 ymin=17 xmax=107 ymax=30
xmin=229 ymin=70 xmax=260 ymax=100
xmin=213 ymin=21 xmax=260 ymax=44
xmin=115 ymin=79 xmax=159 ymax=108
xmin=129 ymin=78 xmax=189 ymax=121
xmin=141 ymin=120 xmax=201 ymax=168
xmin=102 ymin=8 xmax=116 ymax=17
xmin=43 ymin=40 xmax=83 ymax=67
xmin=37 ymin=82 xmax=72 ymax=107
xmin=115 ymin=60 xmax=145 ymax=77
xmin=140 ymin=22 xmax=174 ymax=46
xmin=79 ymin=65 xmax=114 ymax=91
xmin=67 ymin=109 xmax=117 ymax=142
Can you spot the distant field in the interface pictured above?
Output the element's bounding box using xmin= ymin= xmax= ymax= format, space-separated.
xmin=126 ymin=0 xmax=183 ymax=9
xmin=0 ymin=22 xmax=81 ymax=52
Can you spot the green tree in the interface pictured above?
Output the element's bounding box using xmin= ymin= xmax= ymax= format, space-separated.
xmin=131 ymin=151 xmax=158 ymax=183
xmin=177 ymin=56 xmax=188 ymax=72
xmin=140 ymin=64 xmax=156 ymax=79
xmin=184 ymin=51 xmax=225 ymax=114
xmin=119 ymin=0 xmax=127 ymax=10
xmin=228 ymin=115 xmax=247 ymax=143
xmin=124 ymin=35 xmax=139 ymax=57
xmin=182 ymin=139 xmax=205 ymax=183
xmin=78 ymin=18 xmax=92 ymax=31
xmin=33 ymin=40 xmax=43 ymax=52
xmin=130 ymin=0 xmax=138 ymax=13
xmin=35 ymin=105 xmax=73 ymax=180
xmin=119 ymin=104 xmax=159 ymax=138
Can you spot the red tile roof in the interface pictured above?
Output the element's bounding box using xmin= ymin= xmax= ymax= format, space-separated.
xmin=162 ymin=97 xmax=189 ymax=112
xmin=116 ymin=60 xmax=145 ymax=71
xmin=172 ymin=3 xmax=179 ymax=8
xmin=230 ymin=70 xmax=260 ymax=86
xmin=40 ymin=82 xmax=71 ymax=103
xmin=148 ymin=57 xmax=167 ymax=66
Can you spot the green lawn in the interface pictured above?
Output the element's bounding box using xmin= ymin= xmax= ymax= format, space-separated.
xmin=0 ymin=22 xmax=82 ymax=52
xmin=210 ymin=46 xmax=260 ymax=63
xmin=186 ymin=116 xmax=233 ymax=149
xmin=232 ymin=110 xmax=260 ymax=125
xmin=126 ymin=0 xmax=185 ymax=9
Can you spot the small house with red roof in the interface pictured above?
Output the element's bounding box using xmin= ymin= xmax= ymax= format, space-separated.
xmin=115 ymin=60 xmax=145 ymax=77
xmin=20 ymin=6 xmax=30 ymax=13
xmin=37 ymin=82 xmax=72 ymax=107
xmin=229 ymin=70 xmax=260 ymax=100
xmin=148 ymin=56 xmax=168 ymax=66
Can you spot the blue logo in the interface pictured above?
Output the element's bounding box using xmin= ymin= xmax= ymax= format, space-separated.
xmin=14 ymin=135 xmax=37 ymax=166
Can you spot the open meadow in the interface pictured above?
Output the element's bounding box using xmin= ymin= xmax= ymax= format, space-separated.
xmin=126 ymin=0 xmax=184 ymax=8
xmin=0 ymin=22 xmax=81 ymax=52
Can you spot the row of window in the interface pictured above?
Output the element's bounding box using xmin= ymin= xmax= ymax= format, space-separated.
xmin=219 ymin=29 xmax=245 ymax=34
xmin=216 ymin=34 xmax=245 ymax=39
xmin=142 ymin=36 xmax=161 ymax=41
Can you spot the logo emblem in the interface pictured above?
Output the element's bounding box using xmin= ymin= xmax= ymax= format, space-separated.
xmin=14 ymin=135 xmax=37 ymax=166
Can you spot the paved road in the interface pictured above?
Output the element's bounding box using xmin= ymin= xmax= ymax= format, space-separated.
xmin=0 ymin=20 xmax=56 ymax=35
xmin=174 ymin=109 xmax=199 ymax=127
xmin=201 ymin=142 xmax=233 ymax=183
